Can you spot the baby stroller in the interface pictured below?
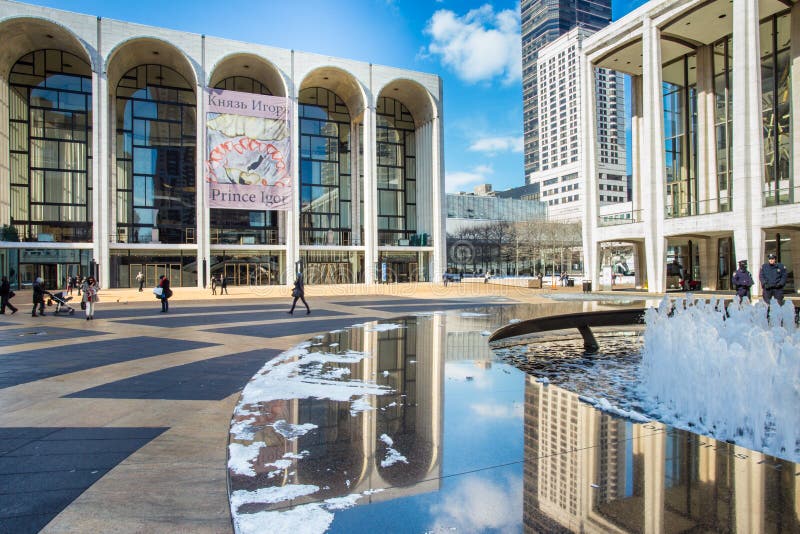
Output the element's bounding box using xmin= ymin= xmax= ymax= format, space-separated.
xmin=47 ymin=291 xmax=76 ymax=315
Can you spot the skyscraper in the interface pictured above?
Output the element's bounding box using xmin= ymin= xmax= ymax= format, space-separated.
xmin=521 ymin=0 xmax=613 ymax=180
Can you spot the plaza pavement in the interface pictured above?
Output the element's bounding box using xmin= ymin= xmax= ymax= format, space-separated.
xmin=0 ymin=282 xmax=566 ymax=533
xmin=2 ymin=282 xmax=793 ymax=533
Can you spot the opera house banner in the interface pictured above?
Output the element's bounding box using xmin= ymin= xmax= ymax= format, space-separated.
xmin=205 ymin=89 xmax=292 ymax=210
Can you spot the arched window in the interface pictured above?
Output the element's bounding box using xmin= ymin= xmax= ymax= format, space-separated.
xmin=115 ymin=64 xmax=195 ymax=244
xmin=298 ymin=87 xmax=352 ymax=246
xmin=376 ymin=97 xmax=416 ymax=245
xmin=209 ymin=76 xmax=278 ymax=246
xmin=9 ymin=50 xmax=93 ymax=242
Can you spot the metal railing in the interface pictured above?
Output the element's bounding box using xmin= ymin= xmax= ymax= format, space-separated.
xmin=664 ymin=197 xmax=732 ymax=218
xmin=598 ymin=209 xmax=642 ymax=227
xmin=762 ymin=186 xmax=799 ymax=207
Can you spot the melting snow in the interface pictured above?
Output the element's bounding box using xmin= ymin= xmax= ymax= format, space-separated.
xmin=228 ymin=442 xmax=264 ymax=476
xmin=270 ymin=420 xmax=317 ymax=440
xmin=379 ymin=434 xmax=409 ymax=468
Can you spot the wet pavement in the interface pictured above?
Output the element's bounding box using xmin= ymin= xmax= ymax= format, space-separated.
xmin=228 ymin=307 xmax=800 ymax=534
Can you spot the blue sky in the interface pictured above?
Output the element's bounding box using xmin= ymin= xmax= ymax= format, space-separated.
xmin=32 ymin=0 xmax=646 ymax=193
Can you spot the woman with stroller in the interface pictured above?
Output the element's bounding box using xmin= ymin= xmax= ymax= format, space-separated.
xmin=81 ymin=276 xmax=99 ymax=320
xmin=32 ymin=277 xmax=45 ymax=317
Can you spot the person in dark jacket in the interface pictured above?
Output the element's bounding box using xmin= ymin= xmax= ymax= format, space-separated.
xmin=158 ymin=275 xmax=172 ymax=313
xmin=759 ymin=253 xmax=788 ymax=305
xmin=32 ymin=277 xmax=46 ymax=316
xmin=220 ymin=276 xmax=228 ymax=295
xmin=732 ymin=260 xmax=753 ymax=301
xmin=288 ymin=274 xmax=310 ymax=315
xmin=1 ymin=276 xmax=18 ymax=314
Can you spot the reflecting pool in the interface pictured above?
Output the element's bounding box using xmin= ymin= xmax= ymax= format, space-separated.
xmin=228 ymin=304 xmax=800 ymax=533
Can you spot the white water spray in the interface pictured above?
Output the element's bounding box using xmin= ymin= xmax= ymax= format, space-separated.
xmin=639 ymin=296 xmax=800 ymax=461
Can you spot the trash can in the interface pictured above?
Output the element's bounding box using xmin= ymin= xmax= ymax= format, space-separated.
xmin=567 ymin=278 xmax=575 ymax=287
xmin=582 ymin=280 xmax=592 ymax=293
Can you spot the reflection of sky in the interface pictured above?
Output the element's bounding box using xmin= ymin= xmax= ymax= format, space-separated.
xmin=328 ymin=361 xmax=525 ymax=533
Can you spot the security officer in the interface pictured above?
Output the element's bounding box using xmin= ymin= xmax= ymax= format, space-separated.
xmin=759 ymin=253 xmax=788 ymax=305
xmin=731 ymin=259 xmax=753 ymax=301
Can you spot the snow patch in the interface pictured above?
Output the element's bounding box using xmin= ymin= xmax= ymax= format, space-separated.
xmin=228 ymin=442 xmax=264 ymax=476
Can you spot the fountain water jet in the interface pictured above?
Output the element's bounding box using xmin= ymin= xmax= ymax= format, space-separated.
xmin=639 ymin=296 xmax=800 ymax=461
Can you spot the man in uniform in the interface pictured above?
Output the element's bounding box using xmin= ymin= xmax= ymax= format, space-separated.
xmin=731 ymin=260 xmax=753 ymax=301
xmin=759 ymin=253 xmax=788 ymax=305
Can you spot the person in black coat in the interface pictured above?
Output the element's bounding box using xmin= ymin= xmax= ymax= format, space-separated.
xmin=159 ymin=275 xmax=172 ymax=313
xmin=759 ymin=253 xmax=788 ymax=305
xmin=731 ymin=260 xmax=753 ymax=301
xmin=32 ymin=277 xmax=45 ymax=316
xmin=288 ymin=274 xmax=310 ymax=315
xmin=0 ymin=276 xmax=18 ymax=314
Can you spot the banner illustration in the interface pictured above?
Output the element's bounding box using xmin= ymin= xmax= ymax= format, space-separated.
xmin=205 ymin=89 xmax=292 ymax=210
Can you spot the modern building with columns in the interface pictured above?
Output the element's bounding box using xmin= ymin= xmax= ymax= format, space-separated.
xmin=582 ymin=0 xmax=799 ymax=294
xmin=0 ymin=1 xmax=445 ymax=289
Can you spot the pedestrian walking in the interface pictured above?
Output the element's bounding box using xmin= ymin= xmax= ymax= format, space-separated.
xmin=136 ymin=271 xmax=144 ymax=292
xmin=759 ymin=253 xmax=788 ymax=305
xmin=443 ymin=272 xmax=449 ymax=287
xmin=211 ymin=275 xmax=217 ymax=295
xmin=81 ymin=276 xmax=99 ymax=320
xmin=0 ymin=276 xmax=18 ymax=315
xmin=220 ymin=276 xmax=228 ymax=295
xmin=32 ymin=276 xmax=45 ymax=316
xmin=732 ymin=260 xmax=754 ymax=301
xmin=287 ymin=273 xmax=310 ymax=315
xmin=158 ymin=275 xmax=172 ymax=313
xmin=67 ymin=276 xmax=74 ymax=296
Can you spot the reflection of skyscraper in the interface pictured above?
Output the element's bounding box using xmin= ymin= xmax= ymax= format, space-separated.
xmin=521 ymin=377 xmax=800 ymax=532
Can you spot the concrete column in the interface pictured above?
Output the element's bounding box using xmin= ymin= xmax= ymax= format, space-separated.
xmin=431 ymin=115 xmax=446 ymax=283
xmin=363 ymin=105 xmax=377 ymax=285
xmin=695 ymin=45 xmax=718 ymax=212
xmin=734 ymin=449 xmax=766 ymax=533
xmin=698 ymin=237 xmax=718 ymax=290
xmin=634 ymin=240 xmax=647 ymax=289
xmin=641 ymin=17 xmax=666 ymax=293
xmin=731 ymin=0 xmax=765 ymax=294
xmin=630 ymin=75 xmax=643 ymax=215
xmin=93 ymin=66 xmax=110 ymax=286
xmin=0 ymin=78 xmax=9 ymax=226
xmin=792 ymin=3 xmax=800 ymax=203
xmin=643 ymin=426 xmax=665 ymax=534
xmin=195 ymin=82 xmax=207 ymax=288
xmin=581 ymin=53 xmax=599 ymax=289
xmin=286 ymin=90 xmax=299 ymax=284
xmin=350 ymin=118 xmax=361 ymax=246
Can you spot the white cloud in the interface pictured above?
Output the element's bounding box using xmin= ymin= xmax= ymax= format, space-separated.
xmin=445 ymin=166 xmax=494 ymax=193
xmin=469 ymin=136 xmax=524 ymax=154
xmin=428 ymin=475 xmax=523 ymax=532
xmin=471 ymin=402 xmax=524 ymax=419
xmin=425 ymin=5 xmax=521 ymax=84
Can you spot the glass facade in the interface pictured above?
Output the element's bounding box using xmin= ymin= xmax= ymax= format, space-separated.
xmin=209 ymin=76 xmax=280 ymax=245
xmin=760 ymin=13 xmax=792 ymax=206
xmin=115 ymin=64 xmax=196 ymax=244
xmin=300 ymin=250 xmax=363 ymax=284
xmin=210 ymin=251 xmax=284 ymax=286
xmin=376 ymin=97 xmax=416 ymax=246
xmin=663 ymin=54 xmax=698 ymax=218
xmin=9 ymin=50 xmax=93 ymax=242
xmin=446 ymin=194 xmax=546 ymax=222
xmin=713 ymin=36 xmax=733 ymax=212
xmin=109 ymin=248 xmax=197 ymax=288
xmin=299 ymin=87 xmax=355 ymax=246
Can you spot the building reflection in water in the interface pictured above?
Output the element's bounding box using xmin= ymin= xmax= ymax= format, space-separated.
xmin=230 ymin=310 xmax=800 ymax=532
xmin=523 ymin=377 xmax=800 ymax=533
xmin=229 ymin=314 xmax=446 ymax=513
